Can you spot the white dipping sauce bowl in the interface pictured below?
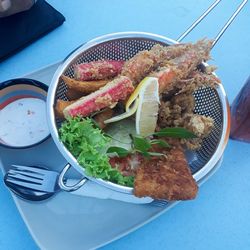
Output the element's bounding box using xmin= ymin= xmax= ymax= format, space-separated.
xmin=0 ymin=78 xmax=50 ymax=149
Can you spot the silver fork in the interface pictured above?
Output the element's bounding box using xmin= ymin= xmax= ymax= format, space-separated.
xmin=4 ymin=164 xmax=87 ymax=201
xmin=4 ymin=164 xmax=60 ymax=201
xmin=7 ymin=165 xmax=59 ymax=192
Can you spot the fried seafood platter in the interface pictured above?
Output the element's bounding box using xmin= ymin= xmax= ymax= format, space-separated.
xmin=55 ymin=39 xmax=220 ymax=201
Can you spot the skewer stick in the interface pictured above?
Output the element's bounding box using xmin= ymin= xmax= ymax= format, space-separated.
xmin=177 ymin=0 xmax=222 ymax=42
xmin=212 ymin=0 xmax=248 ymax=48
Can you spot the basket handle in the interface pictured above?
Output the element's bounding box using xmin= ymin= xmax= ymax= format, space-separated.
xmin=177 ymin=0 xmax=248 ymax=48
xmin=58 ymin=163 xmax=88 ymax=192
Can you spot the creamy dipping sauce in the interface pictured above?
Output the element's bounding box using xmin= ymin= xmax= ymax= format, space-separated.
xmin=0 ymin=98 xmax=49 ymax=147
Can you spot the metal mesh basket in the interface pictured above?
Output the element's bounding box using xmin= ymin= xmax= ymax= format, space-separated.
xmin=47 ymin=32 xmax=230 ymax=194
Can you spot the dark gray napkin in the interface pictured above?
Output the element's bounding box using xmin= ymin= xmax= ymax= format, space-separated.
xmin=0 ymin=0 xmax=65 ymax=61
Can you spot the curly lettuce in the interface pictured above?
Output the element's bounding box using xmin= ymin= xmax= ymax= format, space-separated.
xmin=59 ymin=117 xmax=134 ymax=187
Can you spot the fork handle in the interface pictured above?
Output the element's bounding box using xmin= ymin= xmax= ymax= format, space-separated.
xmin=58 ymin=163 xmax=88 ymax=192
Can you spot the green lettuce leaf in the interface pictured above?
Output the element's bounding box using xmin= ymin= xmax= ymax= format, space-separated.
xmin=59 ymin=117 xmax=134 ymax=187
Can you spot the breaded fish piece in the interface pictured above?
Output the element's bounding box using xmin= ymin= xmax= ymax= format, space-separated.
xmin=74 ymin=60 xmax=124 ymax=81
xmin=55 ymin=100 xmax=113 ymax=129
xmin=63 ymin=76 xmax=134 ymax=118
xmin=134 ymin=144 xmax=198 ymax=200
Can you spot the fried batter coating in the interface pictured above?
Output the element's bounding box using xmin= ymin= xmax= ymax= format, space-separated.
xmin=151 ymin=39 xmax=213 ymax=93
xmin=180 ymin=114 xmax=214 ymax=150
xmin=55 ymin=99 xmax=75 ymax=119
xmin=56 ymin=100 xmax=114 ymax=129
xmin=183 ymin=114 xmax=214 ymax=138
xmin=63 ymin=76 xmax=134 ymax=118
xmin=134 ymin=144 xmax=198 ymax=200
xmin=176 ymin=70 xmax=220 ymax=95
xmin=157 ymin=66 xmax=219 ymax=150
xmin=158 ymin=92 xmax=195 ymax=127
xmin=121 ymin=42 xmax=194 ymax=85
xmin=158 ymin=90 xmax=214 ymax=150
xmin=61 ymin=75 xmax=109 ymax=94
xmin=74 ymin=60 xmax=124 ymax=81
xmin=66 ymin=88 xmax=85 ymax=100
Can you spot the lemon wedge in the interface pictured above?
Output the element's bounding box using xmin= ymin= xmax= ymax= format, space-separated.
xmin=104 ymin=98 xmax=139 ymax=124
xmin=135 ymin=77 xmax=160 ymax=136
xmin=125 ymin=77 xmax=151 ymax=112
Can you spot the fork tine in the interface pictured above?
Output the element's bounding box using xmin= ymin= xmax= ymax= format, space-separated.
xmin=7 ymin=173 xmax=43 ymax=185
xmin=8 ymin=169 xmax=44 ymax=180
xmin=11 ymin=164 xmax=48 ymax=175
xmin=6 ymin=178 xmax=46 ymax=192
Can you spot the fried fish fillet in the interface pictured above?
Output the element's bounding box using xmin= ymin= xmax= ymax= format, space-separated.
xmin=134 ymin=144 xmax=198 ymax=200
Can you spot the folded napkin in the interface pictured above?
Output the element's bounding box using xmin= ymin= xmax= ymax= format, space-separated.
xmin=0 ymin=0 xmax=65 ymax=61
xmin=66 ymin=179 xmax=153 ymax=204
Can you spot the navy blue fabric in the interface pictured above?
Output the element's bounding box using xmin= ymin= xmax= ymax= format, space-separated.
xmin=0 ymin=0 xmax=65 ymax=61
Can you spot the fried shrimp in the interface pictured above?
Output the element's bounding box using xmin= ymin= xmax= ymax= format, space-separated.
xmin=151 ymin=39 xmax=213 ymax=93
xmin=121 ymin=42 xmax=194 ymax=84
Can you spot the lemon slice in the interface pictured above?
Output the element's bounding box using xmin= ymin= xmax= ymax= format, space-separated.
xmin=135 ymin=77 xmax=160 ymax=136
xmin=104 ymin=98 xmax=139 ymax=124
xmin=125 ymin=77 xmax=150 ymax=112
